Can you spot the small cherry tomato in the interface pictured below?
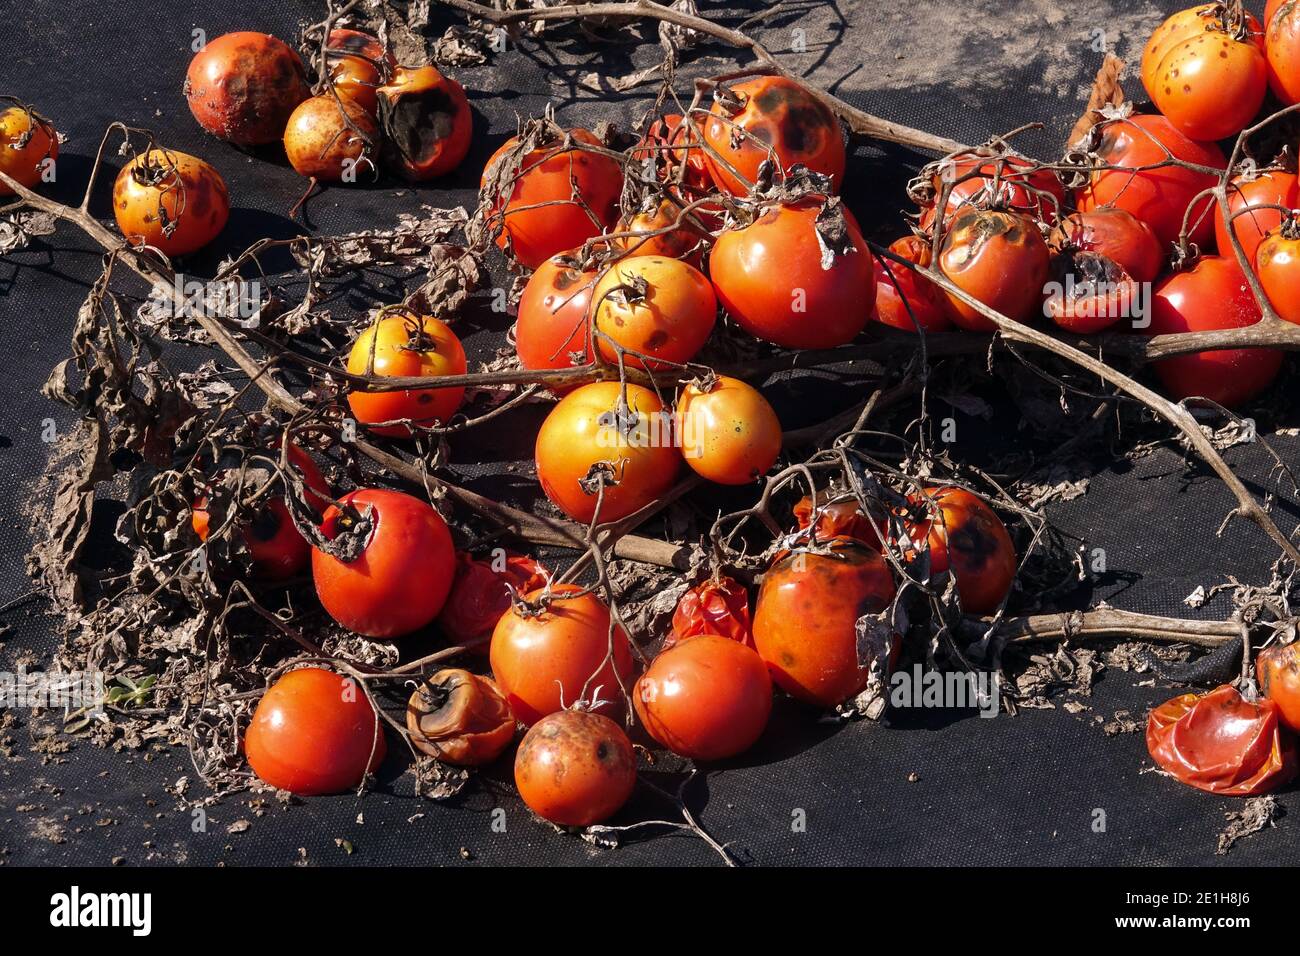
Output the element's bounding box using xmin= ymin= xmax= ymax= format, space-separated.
xmin=614 ymin=196 xmax=711 ymax=266
xmin=900 ymin=486 xmax=1017 ymax=615
xmin=939 ymin=208 xmax=1050 ymax=331
xmin=515 ymin=710 xmax=636 ymax=827
xmin=0 ymin=103 xmax=57 ymax=196
xmin=245 ymin=667 xmax=385 ymax=795
xmin=1049 ymin=208 xmax=1165 ymax=285
xmin=405 ymin=668 xmax=515 ymax=766
xmin=591 ymin=255 xmax=716 ymax=370
xmin=1259 ymin=220 xmax=1300 ymax=324
xmin=185 ymin=32 xmax=310 ymax=146
xmin=711 ymin=195 xmax=873 ymax=349
xmin=490 ymin=583 xmax=635 ymax=726
xmin=324 ymin=28 xmax=391 ymax=114
xmin=311 ymin=488 xmax=455 ymax=639
xmin=534 ymin=381 xmax=680 ymax=524
xmin=435 ymin=551 xmax=550 ymax=649
xmin=1147 ymin=683 xmax=1296 ymax=795
xmin=921 ymin=150 xmax=1065 ymax=226
xmin=1258 ymin=641 xmax=1300 ymax=732
xmin=113 ymin=148 xmax=229 ymax=258
xmin=676 ymin=374 xmax=781 ymax=485
xmin=667 ymin=575 xmax=754 ymax=651
xmin=346 ymin=312 xmax=466 ymax=437
xmin=702 ymin=75 xmax=845 ymax=195
xmin=874 ymin=235 xmax=953 ymax=333
xmin=793 ymin=492 xmax=884 ymax=547
xmin=515 ymin=253 xmax=598 ymax=381
xmin=377 ymin=65 xmax=472 ymax=181
xmin=1214 ymin=169 xmax=1299 ymax=269
xmin=283 ymin=94 xmax=379 ymax=182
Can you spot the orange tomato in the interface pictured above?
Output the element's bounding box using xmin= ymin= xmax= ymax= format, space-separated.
xmin=676 ymin=375 xmax=781 ymax=485
xmin=1257 ymin=641 xmax=1300 ymax=732
xmin=1214 ymin=169 xmax=1299 ymax=269
xmin=346 ymin=312 xmax=466 ymax=437
xmin=922 ymin=150 xmax=1065 ymax=226
xmin=324 ymin=28 xmax=392 ymax=114
xmin=1266 ymin=0 xmax=1300 ymax=103
xmin=112 ymin=148 xmax=229 ymax=258
xmin=614 ymin=197 xmax=711 ymax=265
xmin=377 ymin=65 xmax=472 ymax=181
xmin=667 ymin=575 xmax=754 ymax=650
xmin=185 ymin=32 xmax=310 ymax=146
xmin=792 ymin=493 xmax=884 ymax=548
xmin=938 ymin=208 xmax=1050 ymax=331
xmin=901 ymin=486 xmax=1017 ymax=615
xmin=283 ymin=94 xmax=379 ymax=182
xmin=1050 ymin=207 xmax=1165 ymax=284
xmin=0 ymin=104 xmax=57 ymax=196
xmin=1258 ymin=222 xmax=1300 ymax=324
xmin=591 ymin=255 xmax=716 ymax=370
xmin=515 ymin=710 xmax=636 ymax=826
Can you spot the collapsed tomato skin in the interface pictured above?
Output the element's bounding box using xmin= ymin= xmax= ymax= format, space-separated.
xmin=1266 ymin=1 xmax=1300 ymax=104
xmin=793 ymin=493 xmax=885 ymax=548
xmin=515 ymin=254 xmax=597 ymax=381
xmin=938 ymin=208 xmax=1050 ymax=331
xmin=667 ymin=575 xmax=754 ymax=651
xmin=283 ymin=94 xmax=378 ymax=182
xmin=676 ymin=375 xmax=782 ymax=486
xmin=1050 ymin=208 xmax=1165 ymax=285
xmin=1214 ymin=170 xmax=1299 ymax=270
xmin=1145 ymin=256 xmax=1281 ymax=408
xmin=873 ymin=235 xmax=954 ymax=333
xmin=591 ymin=255 xmax=716 ymax=370
xmin=1044 ymin=249 xmax=1140 ymax=334
xmin=1258 ymin=226 xmax=1300 ymax=324
xmin=1147 ymin=684 xmax=1297 ymax=796
xmin=752 ymin=538 xmax=897 ymax=708
xmin=377 ymin=65 xmax=472 ymax=180
xmin=1257 ymin=642 xmax=1300 ymax=733
xmin=405 ymin=668 xmax=515 ymax=766
xmin=635 ymin=635 xmax=772 ymax=761
xmin=244 ymin=667 xmax=386 ymax=796
xmin=311 ymin=488 xmax=455 ymax=639
xmin=0 ymin=106 xmax=57 ymax=196
xmin=902 ymin=486 xmax=1016 ymax=615
xmin=515 ymin=710 xmax=636 ymax=827
xmin=435 ymin=551 xmax=549 ymax=649
xmin=185 ymin=32 xmax=311 ymax=146
xmin=346 ymin=313 xmax=466 ymax=437
xmin=113 ymin=149 xmax=230 ymax=258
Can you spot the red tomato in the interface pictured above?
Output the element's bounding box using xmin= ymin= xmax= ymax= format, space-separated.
xmin=1147 ymin=684 xmax=1296 ymax=795
xmin=311 ymin=488 xmax=455 ymax=639
xmin=635 ymin=635 xmax=772 ymax=760
xmin=1044 ymin=249 xmax=1142 ymax=334
xmin=1258 ymin=641 xmax=1300 ymax=732
xmin=1214 ymin=170 xmax=1299 ymax=269
xmin=922 ymin=151 xmax=1065 ymax=226
xmin=676 ymin=375 xmax=782 ymax=485
xmin=185 ymin=32 xmax=310 ymax=146
xmin=1266 ymin=0 xmax=1300 ymax=104
xmin=792 ymin=493 xmax=884 ymax=547
xmin=1145 ymin=256 xmax=1281 ymax=407
xmin=667 ymin=575 xmax=754 ymax=651
xmin=901 ymin=486 xmax=1017 ymax=615
xmin=405 ymin=668 xmax=515 ymax=767
xmin=1050 ymin=208 xmax=1165 ymax=284
xmin=634 ymin=113 xmax=714 ymax=198
xmin=874 ymin=235 xmax=954 ymax=333
xmin=435 ymin=551 xmax=549 ymax=649
xmin=1258 ymin=222 xmax=1300 ymax=324
xmin=377 ymin=65 xmax=472 ymax=181
xmin=591 ymin=255 xmax=716 ymax=370
xmin=515 ymin=253 xmax=597 ymax=381
xmin=245 ymin=667 xmax=385 ymax=795
xmin=515 ymin=710 xmax=636 ymax=826
xmin=938 ymin=208 xmax=1051 ymax=331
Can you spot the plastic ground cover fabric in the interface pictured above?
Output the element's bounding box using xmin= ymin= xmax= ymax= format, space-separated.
xmin=1 ymin=0 xmax=1297 ymax=866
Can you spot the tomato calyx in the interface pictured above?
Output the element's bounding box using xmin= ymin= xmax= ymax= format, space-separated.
xmin=317 ymin=500 xmax=375 ymax=562
xmin=0 ymin=96 xmax=56 ymax=152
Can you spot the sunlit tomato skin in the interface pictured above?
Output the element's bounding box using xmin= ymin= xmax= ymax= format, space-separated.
xmin=1266 ymin=1 xmax=1300 ymax=104
xmin=435 ymin=551 xmax=549 ymax=649
xmin=938 ymin=208 xmax=1050 ymax=331
xmin=635 ymin=635 xmax=772 ymax=761
xmin=490 ymin=584 xmax=635 ymax=726
xmin=324 ymin=28 xmax=392 ymax=114
xmin=874 ymin=235 xmax=953 ymax=333
xmin=283 ymin=94 xmax=379 ymax=182
xmin=615 ymin=197 xmax=711 ymax=266
xmin=591 ymin=255 xmax=716 ymax=370
xmin=1258 ymin=226 xmax=1300 ymax=324
xmin=311 ymin=488 xmax=455 ymax=639
xmin=676 ymin=375 xmax=781 ymax=485
xmin=1258 ymin=641 xmax=1300 ymax=732
xmin=793 ymin=494 xmax=884 ymax=548
xmin=346 ymin=313 xmax=466 ymax=437
xmin=667 ymin=575 xmax=754 ymax=651
xmin=515 ymin=710 xmax=636 ymax=827
xmin=244 ymin=667 xmax=386 ymax=796
xmin=1075 ymin=113 xmax=1225 ymax=248
xmin=534 ymin=381 xmax=680 ymax=524
xmin=377 ymin=65 xmax=472 ymax=181
xmin=1147 ymin=684 xmax=1297 ymax=796
xmin=902 ymin=486 xmax=1016 ymax=615
xmin=922 ymin=151 xmax=1065 ymax=226
xmin=1050 ymin=208 xmax=1165 ymax=284
xmin=112 ymin=149 xmax=229 ymax=258
xmin=1214 ymin=170 xmax=1299 ymax=269
xmin=482 ymin=129 xmax=622 ymax=268
xmin=0 ymin=106 xmax=57 ymax=196
xmin=711 ymin=196 xmax=873 ymax=349
xmin=405 ymin=669 xmax=515 ymax=766
xmin=516 ymin=254 xmax=597 ymax=381
xmin=1145 ymin=256 xmax=1281 ymax=407
xmin=185 ymin=32 xmax=310 ymax=146
xmin=703 ymin=76 xmax=845 ymax=195
xmin=752 ymin=539 xmax=897 ymax=708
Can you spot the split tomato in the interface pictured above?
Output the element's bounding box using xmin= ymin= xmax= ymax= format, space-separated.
xmin=938 ymin=208 xmax=1050 ymax=331
xmin=1258 ymin=641 xmax=1300 ymax=732
xmin=346 ymin=312 xmax=466 ymax=436
xmin=515 ymin=710 xmax=636 ymax=827
xmin=1214 ymin=169 xmax=1298 ymax=269
xmin=900 ymin=486 xmax=1017 ymax=615
xmin=377 ymin=65 xmax=472 ymax=181
xmin=590 ymin=255 xmax=716 ymax=370
xmin=676 ymin=375 xmax=782 ymax=486
xmin=0 ymin=104 xmax=57 ymax=196
xmin=667 ymin=575 xmax=754 ymax=651
xmin=113 ymin=148 xmax=229 ymax=258
xmin=405 ymin=668 xmax=515 ymax=767
xmin=874 ymin=235 xmax=953 ymax=334
xmin=185 ymin=32 xmax=310 ymax=146
xmin=435 ymin=551 xmax=549 ymax=649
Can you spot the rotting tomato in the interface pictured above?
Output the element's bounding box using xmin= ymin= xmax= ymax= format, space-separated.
xmin=752 ymin=537 xmax=897 ymax=709
xmin=515 ymin=709 xmax=636 ymax=827
xmin=1213 ymin=169 xmax=1299 ymax=269
xmin=244 ymin=667 xmax=385 ymax=796
xmin=1147 ymin=683 xmax=1297 ymax=795
xmin=590 ymin=255 xmax=716 ymax=370
xmin=635 ymin=635 xmax=772 ymax=761
xmin=405 ymin=668 xmax=515 ymax=767
xmin=377 ymin=65 xmax=472 ymax=181
xmin=711 ymin=195 xmax=873 ymax=349
xmin=534 ymin=381 xmax=680 ymax=524
xmin=515 ymin=252 xmax=598 ymax=381
xmin=481 ymin=128 xmax=622 ymax=268
xmin=667 ymin=575 xmax=754 ymax=651
xmin=676 ymin=374 xmax=781 ymax=485
xmin=1258 ymin=219 xmax=1300 ymax=324
xmin=1265 ymin=0 xmax=1300 ymax=104
xmin=920 ymin=150 xmax=1065 ymax=227
xmin=324 ymin=28 xmax=392 ymax=114
xmin=899 ymin=486 xmax=1017 ymax=615
xmin=1145 ymin=255 xmax=1282 ymax=407
xmin=702 ymin=75 xmax=845 ymax=195
xmin=113 ymin=148 xmax=230 ymax=258
xmin=1075 ymin=112 xmax=1226 ymax=248
xmin=283 ymin=94 xmax=379 ymax=182
xmin=1050 ymin=207 xmax=1165 ymax=285
xmin=489 ymin=583 xmax=635 ymax=726
xmin=0 ymin=103 xmax=57 ymax=196
xmin=793 ymin=492 xmax=885 ymax=548
xmin=614 ymin=197 xmax=711 ymax=266
xmin=873 ymin=234 xmax=954 ymax=334
xmin=185 ymin=32 xmax=310 ymax=146
xmin=1044 ymin=248 xmax=1141 ymax=334
xmin=938 ymin=208 xmax=1050 ymax=331
xmin=435 ymin=551 xmax=549 ymax=649
xmin=311 ymin=488 xmax=455 ymax=639
xmin=1257 ymin=641 xmax=1300 ymax=732
xmin=345 ymin=311 xmax=466 ymax=437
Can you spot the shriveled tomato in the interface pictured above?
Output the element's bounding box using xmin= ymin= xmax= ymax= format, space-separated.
xmin=793 ymin=493 xmax=884 ymax=547
xmin=614 ymin=197 xmax=711 ymax=265
xmin=702 ymin=76 xmax=845 ymax=195
xmin=283 ymin=94 xmax=378 ymax=181
xmin=435 ymin=551 xmax=549 ymax=649
xmin=711 ymin=195 xmax=873 ymax=348
xmin=752 ymin=538 xmax=897 ymax=708
xmin=185 ymin=32 xmax=310 ymax=146
xmin=346 ymin=312 xmax=466 ymax=436
xmin=591 ymin=255 xmax=716 ymax=370
xmin=1141 ymin=4 xmax=1266 ymax=141
xmin=113 ymin=148 xmax=229 ymax=258
xmin=324 ymin=28 xmax=392 ymax=114
xmin=311 ymin=488 xmax=455 ymax=639
xmin=938 ymin=208 xmax=1050 ymax=331
xmin=900 ymin=486 xmax=1016 ymax=615
xmin=1050 ymin=208 xmax=1165 ymax=284
xmin=1147 ymin=684 xmax=1296 ymax=795
xmin=1075 ymin=112 xmax=1225 ymax=248
xmin=874 ymin=235 xmax=953 ymax=333
xmin=667 ymin=575 xmax=753 ymax=651
xmin=1146 ymin=255 xmax=1281 ymax=407
xmin=676 ymin=374 xmax=781 ymax=485
xmin=1214 ymin=169 xmax=1299 ymax=268
xmin=921 ymin=150 xmax=1064 ymax=227
xmin=377 ymin=65 xmax=472 ymax=181
xmin=534 ymin=381 xmax=680 ymax=524
xmin=1258 ymin=220 xmax=1300 ymax=324
xmin=1044 ymin=249 xmax=1141 ymax=334
xmin=482 ymin=128 xmax=622 ymax=268
xmin=635 ymin=635 xmax=772 ymax=761
xmin=1265 ymin=1 xmax=1300 ymax=104
xmin=0 ymin=103 xmax=57 ymax=196
xmin=490 ymin=583 xmax=635 ymax=725
xmin=515 ymin=253 xmax=597 ymax=380
xmin=1258 ymin=641 xmax=1300 ymax=732
xmin=515 ymin=710 xmax=636 ymax=827
xmin=405 ymin=669 xmax=515 ymax=766
xmin=245 ymin=667 xmax=385 ymax=796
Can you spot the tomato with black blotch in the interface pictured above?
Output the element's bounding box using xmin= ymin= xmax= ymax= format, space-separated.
xmin=283 ymin=94 xmax=379 ymax=182
xmin=0 ymin=104 xmax=57 ymax=196
xmin=113 ymin=149 xmax=229 ymax=258
xmin=346 ymin=312 xmax=466 ymax=436
xmin=1050 ymin=208 xmax=1165 ymax=285
xmin=1258 ymin=221 xmax=1300 ymax=324
xmin=900 ymin=486 xmax=1017 ymax=615
xmin=591 ymin=256 xmax=716 ymax=370
xmin=792 ymin=493 xmax=884 ymax=548
xmin=515 ymin=710 xmax=636 ymax=827
xmin=185 ymin=32 xmax=310 ymax=146
xmin=324 ymin=28 xmax=393 ymax=114
xmin=377 ymin=65 xmax=472 ymax=181
xmin=1257 ymin=641 xmax=1300 ymax=733
xmin=244 ymin=667 xmax=386 ymax=795
xmin=874 ymin=235 xmax=953 ymax=333
xmin=921 ymin=151 xmax=1065 ymax=227
xmin=667 ymin=575 xmax=753 ymax=651
xmin=435 ymin=551 xmax=549 ymax=649
xmin=311 ymin=488 xmax=456 ymax=639
xmin=676 ymin=375 xmax=781 ymax=485
xmin=1214 ymin=170 xmax=1299 ymax=270
xmin=938 ymin=208 xmax=1050 ymax=331
xmin=515 ymin=253 xmax=598 ymax=382
xmin=1044 ymin=250 xmax=1142 ymax=334
xmin=405 ymin=668 xmax=515 ymax=766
